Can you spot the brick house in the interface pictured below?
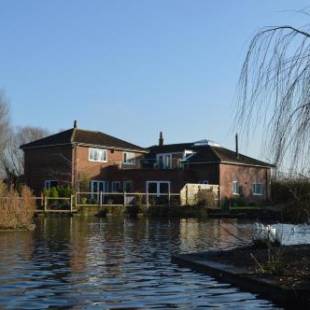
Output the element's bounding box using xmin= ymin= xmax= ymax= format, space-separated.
xmin=21 ymin=122 xmax=274 ymax=204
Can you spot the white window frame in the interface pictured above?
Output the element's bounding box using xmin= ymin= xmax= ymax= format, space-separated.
xmin=88 ymin=148 xmax=108 ymax=163
xmin=252 ymin=183 xmax=264 ymax=196
xmin=111 ymin=181 xmax=122 ymax=193
xmin=123 ymin=180 xmax=133 ymax=193
xmin=44 ymin=180 xmax=58 ymax=189
xmin=156 ymin=153 xmax=172 ymax=169
xmin=123 ymin=152 xmax=136 ymax=165
xmin=146 ymin=181 xmax=171 ymax=197
xmin=232 ymin=180 xmax=240 ymax=195
xmin=90 ymin=180 xmax=107 ymax=193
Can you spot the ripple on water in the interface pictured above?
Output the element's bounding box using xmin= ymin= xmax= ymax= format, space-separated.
xmin=0 ymin=217 xmax=282 ymax=309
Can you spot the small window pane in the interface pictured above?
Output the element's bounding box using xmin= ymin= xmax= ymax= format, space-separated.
xmin=148 ymin=182 xmax=157 ymax=194
xmin=160 ymin=183 xmax=169 ymax=193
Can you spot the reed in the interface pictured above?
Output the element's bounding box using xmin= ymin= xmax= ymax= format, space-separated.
xmin=0 ymin=183 xmax=35 ymax=230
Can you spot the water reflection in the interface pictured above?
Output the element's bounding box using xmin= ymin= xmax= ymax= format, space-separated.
xmin=0 ymin=217 xmax=280 ymax=309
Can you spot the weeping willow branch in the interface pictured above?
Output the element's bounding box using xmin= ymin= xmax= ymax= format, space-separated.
xmin=236 ymin=24 xmax=310 ymax=173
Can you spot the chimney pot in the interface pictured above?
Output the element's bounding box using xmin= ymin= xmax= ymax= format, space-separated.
xmin=73 ymin=120 xmax=77 ymax=128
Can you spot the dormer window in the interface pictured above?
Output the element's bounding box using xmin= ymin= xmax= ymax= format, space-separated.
xmin=89 ymin=148 xmax=108 ymax=162
xmin=123 ymin=152 xmax=136 ymax=165
xmin=156 ymin=153 xmax=172 ymax=169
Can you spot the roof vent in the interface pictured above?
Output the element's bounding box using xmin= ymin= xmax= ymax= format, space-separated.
xmin=194 ymin=139 xmax=220 ymax=147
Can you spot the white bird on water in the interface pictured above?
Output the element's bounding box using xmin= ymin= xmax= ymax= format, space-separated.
xmin=254 ymin=223 xmax=281 ymax=243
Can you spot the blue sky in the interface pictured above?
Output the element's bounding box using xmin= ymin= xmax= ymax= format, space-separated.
xmin=0 ymin=0 xmax=309 ymax=161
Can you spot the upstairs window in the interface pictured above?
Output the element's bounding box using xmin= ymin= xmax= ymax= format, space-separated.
xmin=253 ymin=183 xmax=264 ymax=195
xmin=232 ymin=180 xmax=240 ymax=195
xmin=89 ymin=148 xmax=107 ymax=162
xmin=157 ymin=154 xmax=172 ymax=169
xmin=123 ymin=152 xmax=136 ymax=165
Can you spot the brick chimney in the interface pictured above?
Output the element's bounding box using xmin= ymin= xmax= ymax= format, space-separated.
xmin=159 ymin=131 xmax=164 ymax=146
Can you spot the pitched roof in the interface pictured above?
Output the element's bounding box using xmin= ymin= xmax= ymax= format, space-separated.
xmin=187 ymin=145 xmax=275 ymax=167
xmin=147 ymin=142 xmax=274 ymax=167
xmin=72 ymin=129 xmax=145 ymax=151
xmin=20 ymin=128 xmax=75 ymax=148
xmin=21 ymin=128 xmax=145 ymax=152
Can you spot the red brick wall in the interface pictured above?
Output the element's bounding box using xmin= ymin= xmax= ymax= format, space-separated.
xmin=24 ymin=145 xmax=73 ymax=194
xmin=74 ymin=145 xmax=144 ymax=185
xmin=219 ymin=163 xmax=271 ymax=202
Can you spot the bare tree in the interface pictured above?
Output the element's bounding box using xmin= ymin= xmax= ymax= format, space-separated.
xmin=236 ymin=22 xmax=310 ymax=173
xmin=0 ymin=93 xmax=10 ymax=177
xmin=3 ymin=126 xmax=49 ymax=184
xmin=0 ymin=94 xmax=9 ymax=151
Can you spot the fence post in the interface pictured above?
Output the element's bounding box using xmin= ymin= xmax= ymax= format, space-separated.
xmin=44 ymin=196 xmax=47 ymax=212
xmin=40 ymin=193 xmax=44 ymax=209
xmin=70 ymin=195 xmax=74 ymax=212
xmin=186 ymin=185 xmax=188 ymax=205
xmin=146 ymin=193 xmax=149 ymax=208
xmin=100 ymin=191 xmax=103 ymax=207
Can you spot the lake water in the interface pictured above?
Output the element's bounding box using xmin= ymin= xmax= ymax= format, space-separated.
xmin=0 ymin=217 xmax=282 ymax=309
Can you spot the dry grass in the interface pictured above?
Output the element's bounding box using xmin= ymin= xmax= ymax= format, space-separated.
xmin=0 ymin=183 xmax=36 ymax=230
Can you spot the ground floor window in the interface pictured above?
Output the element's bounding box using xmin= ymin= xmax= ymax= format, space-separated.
xmin=123 ymin=180 xmax=133 ymax=193
xmin=146 ymin=181 xmax=170 ymax=197
xmin=252 ymin=183 xmax=264 ymax=195
xmin=90 ymin=180 xmax=107 ymax=193
xmin=111 ymin=181 xmax=122 ymax=192
xmin=44 ymin=180 xmax=58 ymax=189
xmin=232 ymin=180 xmax=240 ymax=195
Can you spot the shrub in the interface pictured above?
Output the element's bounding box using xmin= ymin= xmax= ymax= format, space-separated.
xmin=49 ymin=187 xmax=59 ymax=198
xmin=222 ymin=196 xmax=246 ymax=208
xmin=0 ymin=183 xmax=36 ymax=230
xmin=57 ymin=185 xmax=73 ymax=197
xmin=271 ymin=178 xmax=310 ymax=223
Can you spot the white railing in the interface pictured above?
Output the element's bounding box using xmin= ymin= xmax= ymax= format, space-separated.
xmin=75 ymin=191 xmax=180 ymax=208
